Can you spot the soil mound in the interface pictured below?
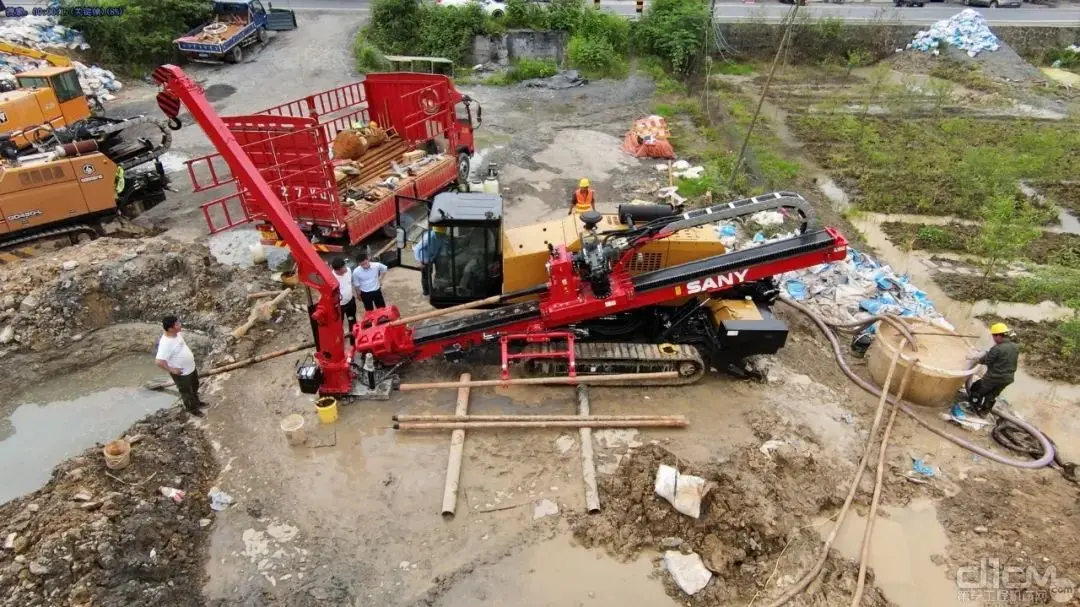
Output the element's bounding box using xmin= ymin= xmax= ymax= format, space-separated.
xmin=0 ymin=237 xmax=256 ymax=351
xmin=0 ymin=407 xmax=218 ymax=607
xmin=572 ymin=443 xmax=889 ymax=605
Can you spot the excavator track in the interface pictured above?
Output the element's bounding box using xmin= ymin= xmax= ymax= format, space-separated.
xmin=522 ymin=342 xmax=706 ymax=386
xmin=0 ymin=223 xmax=97 ymax=255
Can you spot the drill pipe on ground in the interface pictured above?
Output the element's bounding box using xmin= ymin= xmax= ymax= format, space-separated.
xmin=397 ymin=371 xmax=679 ymax=391
xmin=440 ymin=373 xmax=471 ymax=519
xmin=393 ymin=414 xmax=687 ymax=423
xmin=577 ymin=385 xmax=601 ymax=514
xmin=394 ymin=419 xmax=688 ymax=431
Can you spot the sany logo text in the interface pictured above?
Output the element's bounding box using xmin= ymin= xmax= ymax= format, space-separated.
xmin=685 ymin=269 xmax=749 ymax=294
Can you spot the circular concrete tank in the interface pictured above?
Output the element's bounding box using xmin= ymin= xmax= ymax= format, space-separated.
xmin=867 ymin=319 xmax=978 ymax=409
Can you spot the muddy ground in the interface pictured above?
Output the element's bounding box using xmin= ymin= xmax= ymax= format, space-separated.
xmin=2 ymin=11 xmax=1080 ymax=607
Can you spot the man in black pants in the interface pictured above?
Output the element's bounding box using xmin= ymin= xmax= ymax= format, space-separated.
xmin=331 ymin=257 xmax=357 ymax=342
xmin=967 ymin=322 xmax=1020 ymax=416
xmin=351 ymin=252 xmax=388 ymax=311
xmin=155 ymin=315 xmax=209 ymax=417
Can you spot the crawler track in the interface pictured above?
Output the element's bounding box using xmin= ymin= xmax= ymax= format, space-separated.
xmin=523 ymin=342 xmax=706 ymax=386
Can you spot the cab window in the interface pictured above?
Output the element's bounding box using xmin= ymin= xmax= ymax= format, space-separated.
xmin=251 ymin=0 xmax=265 ymax=13
xmin=431 ymin=225 xmax=501 ymax=301
xmin=50 ymin=70 xmax=82 ymax=103
xmin=15 ymin=76 xmax=50 ymax=90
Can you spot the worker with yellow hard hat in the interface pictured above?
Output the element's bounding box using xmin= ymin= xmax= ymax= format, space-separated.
xmin=570 ymin=177 xmax=596 ymax=215
xmin=965 ymin=322 xmax=1019 ymax=417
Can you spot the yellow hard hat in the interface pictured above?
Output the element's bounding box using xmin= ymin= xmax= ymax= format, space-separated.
xmin=989 ymin=322 xmax=1010 ymax=335
xmin=370 ymin=121 xmax=379 ymax=129
xmin=579 ymin=178 xmax=590 ymax=188
xmin=432 ymin=225 xmax=448 ymax=234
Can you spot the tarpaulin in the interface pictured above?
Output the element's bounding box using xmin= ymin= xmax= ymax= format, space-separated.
xmin=622 ymin=115 xmax=676 ymax=159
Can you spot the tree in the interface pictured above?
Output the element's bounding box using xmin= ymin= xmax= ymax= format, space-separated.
xmin=61 ymin=0 xmax=211 ymax=75
xmin=973 ymin=194 xmax=1044 ymax=281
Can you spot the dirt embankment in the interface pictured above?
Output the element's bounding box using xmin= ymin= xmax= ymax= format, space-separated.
xmin=572 ymin=413 xmax=889 ymax=606
xmin=0 ymin=237 xmax=260 ymax=402
xmin=0 ymin=408 xmax=218 ymax=607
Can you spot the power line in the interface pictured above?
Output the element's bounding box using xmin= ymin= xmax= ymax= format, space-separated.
xmin=726 ymin=1 xmax=800 ymax=190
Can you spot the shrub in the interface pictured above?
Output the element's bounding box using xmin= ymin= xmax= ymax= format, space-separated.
xmin=353 ymin=36 xmax=390 ymax=73
xmin=567 ymin=34 xmax=627 ymax=78
xmin=59 ymin=0 xmax=211 ymax=75
xmin=365 ymin=0 xmax=489 ymax=64
xmin=631 ymin=0 xmax=710 ymax=76
xmin=487 ymin=58 xmax=558 ymax=84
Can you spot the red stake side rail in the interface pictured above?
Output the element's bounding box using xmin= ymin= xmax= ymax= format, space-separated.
xmin=185 ymin=74 xmax=476 ymax=251
xmin=152 ymin=65 xmax=352 ymax=394
xmin=352 ymin=228 xmax=849 ymax=366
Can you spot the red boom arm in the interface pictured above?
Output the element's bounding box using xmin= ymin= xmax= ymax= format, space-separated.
xmin=152 ymin=65 xmax=352 ymax=394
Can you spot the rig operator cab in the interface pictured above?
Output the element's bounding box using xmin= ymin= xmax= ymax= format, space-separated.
xmin=402 ymin=192 xmax=504 ymax=308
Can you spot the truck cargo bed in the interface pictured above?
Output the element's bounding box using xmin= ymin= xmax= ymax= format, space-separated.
xmin=342 ymin=153 xmax=457 ymax=244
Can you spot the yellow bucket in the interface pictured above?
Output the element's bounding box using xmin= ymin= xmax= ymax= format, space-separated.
xmin=315 ymin=397 xmax=338 ymax=424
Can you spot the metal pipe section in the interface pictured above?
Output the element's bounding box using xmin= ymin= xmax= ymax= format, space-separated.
xmin=397 ymin=371 xmax=679 ymax=391
xmin=577 ymin=385 xmax=602 ymax=514
xmin=440 ymin=373 xmax=471 ymax=518
xmin=394 ymin=419 xmax=689 ymax=430
xmin=394 ymin=414 xmax=687 ymax=423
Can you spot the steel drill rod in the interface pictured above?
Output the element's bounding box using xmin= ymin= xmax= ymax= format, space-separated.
xmin=577 ymin=385 xmax=601 ymax=514
xmin=390 ymin=295 xmax=505 ymax=326
xmin=394 ymin=419 xmax=688 ymax=430
xmin=440 ymin=373 xmax=471 ymax=518
xmin=393 ymin=414 xmax=687 ymax=423
xmin=397 ymin=371 xmax=678 ymax=391
xmin=145 ymin=342 xmax=314 ymax=391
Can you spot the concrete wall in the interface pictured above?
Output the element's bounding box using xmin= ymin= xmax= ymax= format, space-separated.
xmin=717 ymin=23 xmax=1079 ymax=64
xmin=471 ymin=30 xmax=568 ymax=66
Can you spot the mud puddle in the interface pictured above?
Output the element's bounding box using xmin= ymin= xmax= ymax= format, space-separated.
xmin=432 ymin=538 xmax=674 ymax=606
xmin=826 ymin=499 xmax=960 ymax=607
xmin=0 ymin=355 xmax=176 ymax=504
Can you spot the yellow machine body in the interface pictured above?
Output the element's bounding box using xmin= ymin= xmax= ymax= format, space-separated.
xmin=0 ymin=153 xmax=118 ymax=237
xmin=501 ymin=212 xmax=727 ymax=293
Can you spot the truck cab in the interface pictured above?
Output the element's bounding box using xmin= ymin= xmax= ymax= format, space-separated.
xmin=1 ymin=67 xmax=92 ymax=148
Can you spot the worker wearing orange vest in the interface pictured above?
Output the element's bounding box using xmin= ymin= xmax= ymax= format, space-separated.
xmin=570 ymin=178 xmax=596 ymax=214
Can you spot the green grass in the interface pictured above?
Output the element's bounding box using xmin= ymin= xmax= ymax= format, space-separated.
xmin=483 ymin=59 xmax=558 ymax=85
xmin=936 ymin=265 xmax=1080 ymax=309
xmin=881 ymin=222 xmax=1080 ymax=266
xmin=789 ymin=115 xmax=1080 ymax=219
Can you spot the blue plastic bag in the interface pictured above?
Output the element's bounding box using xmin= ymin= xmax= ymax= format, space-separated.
xmin=784 ymin=280 xmax=808 ymax=301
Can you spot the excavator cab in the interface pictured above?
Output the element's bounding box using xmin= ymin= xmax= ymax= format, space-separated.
xmin=421 ymin=192 xmax=504 ymax=308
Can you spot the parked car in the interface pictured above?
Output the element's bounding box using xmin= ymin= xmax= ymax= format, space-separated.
xmin=963 ymin=0 xmax=1022 ymax=6
xmin=894 ymin=0 xmax=926 ymax=6
xmin=777 ymin=0 xmax=808 ymax=5
xmin=436 ymin=0 xmax=507 ymax=16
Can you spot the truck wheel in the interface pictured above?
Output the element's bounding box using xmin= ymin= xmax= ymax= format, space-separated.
xmin=257 ymin=28 xmax=269 ymax=43
xmin=457 ymin=153 xmax=471 ymax=185
xmin=226 ymin=45 xmax=243 ymax=64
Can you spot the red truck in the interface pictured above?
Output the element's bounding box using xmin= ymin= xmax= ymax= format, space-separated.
xmin=186 ymin=73 xmax=481 ymax=251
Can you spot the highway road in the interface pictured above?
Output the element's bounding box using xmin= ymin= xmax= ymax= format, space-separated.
xmin=267 ymin=0 xmax=1080 ymax=25
xmin=5 ymin=0 xmax=1079 ymax=25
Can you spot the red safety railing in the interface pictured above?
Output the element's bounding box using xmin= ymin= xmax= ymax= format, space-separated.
xmin=194 ymin=114 xmax=341 ymax=235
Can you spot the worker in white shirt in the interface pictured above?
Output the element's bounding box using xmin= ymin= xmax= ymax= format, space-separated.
xmin=331 ymin=257 xmax=357 ymax=341
xmin=352 ymin=252 xmax=388 ymax=311
xmin=155 ymin=315 xmax=208 ymax=418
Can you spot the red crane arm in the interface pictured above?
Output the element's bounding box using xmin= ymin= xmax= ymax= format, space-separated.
xmin=152 ymin=65 xmax=351 ymax=393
